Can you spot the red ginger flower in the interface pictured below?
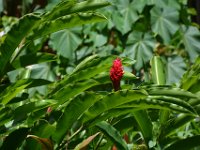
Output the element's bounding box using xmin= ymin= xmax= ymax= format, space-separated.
xmin=110 ymin=58 xmax=124 ymax=91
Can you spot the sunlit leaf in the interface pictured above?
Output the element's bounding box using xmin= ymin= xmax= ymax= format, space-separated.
xmin=150 ymin=56 xmax=165 ymax=85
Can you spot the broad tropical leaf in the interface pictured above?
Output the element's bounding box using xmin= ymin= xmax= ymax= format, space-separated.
xmin=112 ymin=0 xmax=139 ymax=34
xmin=162 ymin=56 xmax=186 ymax=84
xmin=126 ymin=31 xmax=156 ymax=70
xmin=180 ymin=25 xmax=200 ymax=62
xmin=150 ymin=6 xmax=179 ymax=43
xmin=49 ymin=28 xmax=82 ymax=59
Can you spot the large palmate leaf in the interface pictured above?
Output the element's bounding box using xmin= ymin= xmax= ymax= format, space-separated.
xmin=150 ymin=6 xmax=179 ymax=43
xmin=0 ymin=0 xmax=110 ymax=77
xmin=180 ymin=25 xmax=200 ymax=62
xmin=162 ymin=56 xmax=186 ymax=84
xmin=112 ymin=0 xmax=139 ymax=34
xmin=146 ymin=0 xmax=181 ymax=9
xmin=49 ymin=28 xmax=82 ymax=59
xmin=126 ymin=31 xmax=156 ymax=70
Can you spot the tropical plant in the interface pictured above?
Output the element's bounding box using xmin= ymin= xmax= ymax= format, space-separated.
xmin=0 ymin=0 xmax=200 ymax=150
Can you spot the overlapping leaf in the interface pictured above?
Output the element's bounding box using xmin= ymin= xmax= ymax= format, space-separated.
xmin=150 ymin=6 xmax=179 ymax=43
xmin=126 ymin=31 xmax=156 ymax=70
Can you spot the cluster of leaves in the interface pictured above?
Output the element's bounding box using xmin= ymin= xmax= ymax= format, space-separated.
xmin=0 ymin=0 xmax=200 ymax=150
xmin=48 ymin=0 xmax=200 ymax=84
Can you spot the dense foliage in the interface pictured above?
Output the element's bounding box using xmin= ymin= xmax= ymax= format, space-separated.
xmin=0 ymin=0 xmax=200 ymax=149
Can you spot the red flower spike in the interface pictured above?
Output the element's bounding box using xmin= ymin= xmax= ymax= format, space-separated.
xmin=110 ymin=58 xmax=124 ymax=91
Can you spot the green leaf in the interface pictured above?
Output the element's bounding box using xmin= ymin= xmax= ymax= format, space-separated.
xmin=0 ymin=0 xmax=3 ymax=13
xmin=0 ymin=107 xmax=13 ymax=127
xmin=163 ymin=56 xmax=186 ymax=84
xmin=145 ymin=86 xmax=197 ymax=99
xmin=180 ymin=56 xmax=200 ymax=93
xmin=13 ymin=99 xmax=57 ymax=124
xmin=43 ymin=0 xmax=110 ymax=20
xmin=49 ymin=55 xmax=114 ymax=96
xmin=112 ymin=0 xmax=139 ymax=34
xmin=90 ymin=32 xmax=107 ymax=47
xmin=0 ymin=14 xmax=40 ymax=77
xmin=160 ymin=114 xmax=195 ymax=137
xmin=11 ymin=53 xmax=57 ymax=69
xmin=51 ymin=73 xmax=111 ymax=106
xmin=164 ymin=135 xmax=200 ymax=150
xmin=150 ymin=7 xmax=179 ymax=43
xmin=150 ymin=56 xmax=168 ymax=126
xmin=150 ymin=56 xmax=166 ymax=85
xmin=133 ymin=110 xmax=153 ymax=143
xmin=53 ymin=92 xmax=102 ymax=143
xmin=0 ymin=0 xmax=110 ymax=77
xmin=0 ymin=79 xmax=51 ymax=105
xmin=25 ymin=120 xmax=55 ymax=150
xmin=126 ymin=31 xmax=156 ymax=70
xmin=180 ymin=25 xmax=200 ymax=62
xmin=72 ymin=54 xmax=98 ymax=74
xmin=146 ymin=0 xmax=181 ymax=10
xmin=31 ymin=12 xmax=107 ymax=41
xmin=79 ymin=89 xmax=148 ymax=125
xmin=96 ymin=121 xmax=129 ymax=150
xmin=0 ymin=128 xmax=29 ymax=150
xmin=123 ymin=71 xmax=138 ymax=80
xmin=86 ymin=97 xmax=195 ymax=128
xmin=49 ymin=28 xmax=82 ymax=59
